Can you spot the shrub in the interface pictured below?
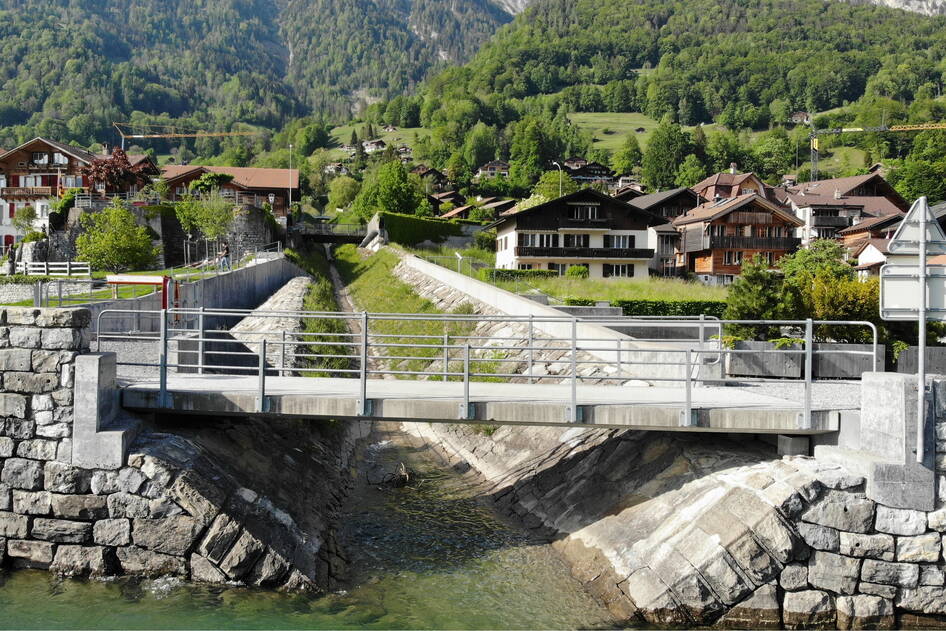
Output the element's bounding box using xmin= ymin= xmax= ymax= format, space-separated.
xmin=478 ymin=268 xmax=558 ymax=282
xmin=565 ymin=265 xmax=589 ymax=279
xmin=612 ymin=299 xmax=728 ymax=318
xmin=21 ymin=231 xmax=45 ymax=243
xmin=473 ymin=229 xmax=496 ymax=251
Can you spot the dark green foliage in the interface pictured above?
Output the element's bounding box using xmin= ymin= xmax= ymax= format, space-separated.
xmin=478 ymin=268 xmax=558 ymax=282
xmin=379 ymin=212 xmax=463 ymax=246
xmin=609 ymin=299 xmax=727 ymax=319
xmin=565 ymin=265 xmax=589 ymax=279
xmin=473 ymin=229 xmax=496 ymax=251
xmin=724 ymin=255 xmax=789 ymax=340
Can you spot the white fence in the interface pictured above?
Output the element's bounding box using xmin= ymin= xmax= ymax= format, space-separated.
xmin=16 ymin=261 xmax=91 ymax=277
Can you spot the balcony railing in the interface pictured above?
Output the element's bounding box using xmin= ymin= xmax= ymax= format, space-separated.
xmin=812 ymin=215 xmax=852 ymax=228
xmin=515 ymin=246 xmax=655 ymax=259
xmin=705 ymin=236 xmax=801 ymax=250
xmin=1 ymin=187 xmax=53 ymax=197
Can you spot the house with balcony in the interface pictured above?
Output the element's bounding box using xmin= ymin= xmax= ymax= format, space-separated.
xmin=785 ymin=191 xmax=904 ymax=246
xmin=161 ymin=165 xmax=300 ymax=219
xmin=673 ymin=193 xmax=804 ymax=285
xmin=493 ymin=188 xmax=663 ymax=278
xmin=692 ymin=169 xmax=772 ymax=202
xmin=0 ymin=137 xmax=161 ymax=249
xmin=475 ymin=160 xmax=510 ymax=179
xmin=786 ymin=173 xmax=909 ymax=212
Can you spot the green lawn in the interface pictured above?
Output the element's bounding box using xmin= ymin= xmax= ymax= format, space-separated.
xmin=568 ymin=112 xmax=660 ymax=152
xmin=492 ymin=275 xmax=729 ymax=304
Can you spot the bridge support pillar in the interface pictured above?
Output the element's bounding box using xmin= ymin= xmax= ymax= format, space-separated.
xmin=777 ymin=435 xmax=810 ymax=457
xmin=72 ymin=353 xmax=140 ymax=470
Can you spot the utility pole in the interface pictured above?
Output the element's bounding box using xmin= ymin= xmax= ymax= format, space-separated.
xmin=288 ymin=143 xmax=293 ymax=217
xmin=552 ymin=161 xmax=563 ymax=198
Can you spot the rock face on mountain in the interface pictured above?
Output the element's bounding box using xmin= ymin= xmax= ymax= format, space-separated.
xmin=850 ymin=0 xmax=946 ymax=15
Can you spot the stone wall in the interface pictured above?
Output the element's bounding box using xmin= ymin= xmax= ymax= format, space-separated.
xmin=0 ymin=306 xmax=364 ymax=590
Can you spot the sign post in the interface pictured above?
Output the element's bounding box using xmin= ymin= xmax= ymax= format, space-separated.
xmin=880 ymin=196 xmax=946 ymax=463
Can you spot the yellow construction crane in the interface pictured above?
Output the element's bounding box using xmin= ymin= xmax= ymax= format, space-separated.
xmin=810 ymin=122 xmax=946 ymax=180
xmin=113 ymin=122 xmax=259 ymax=150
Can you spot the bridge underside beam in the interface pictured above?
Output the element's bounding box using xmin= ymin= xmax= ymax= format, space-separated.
xmin=121 ymin=376 xmax=843 ymax=434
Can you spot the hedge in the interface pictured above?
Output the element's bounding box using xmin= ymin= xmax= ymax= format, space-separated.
xmin=478 ymin=268 xmax=559 ymax=282
xmin=565 ymin=297 xmax=727 ymax=317
xmin=380 ymin=211 xmax=463 ymax=246
xmin=613 ymin=299 xmax=728 ymax=318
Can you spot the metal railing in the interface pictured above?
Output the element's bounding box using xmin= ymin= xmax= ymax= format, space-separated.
xmin=16 ymin=261 xmax=91 ymax=277
xmin=94 ymin=307 xmax=880 ymax=429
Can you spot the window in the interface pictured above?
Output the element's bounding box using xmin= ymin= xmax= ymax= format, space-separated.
xmin=517 ymin=264 xmax=534 ymax=270
xmin=603 ymin=264 xmax=635 ymax=278
xmin=52 ymin=152 xmax=68 ymax=165
xmin=763 ymin=252 xmax=774 ymax=265
xmin=0 ymin=176 xmax=6 ymax=189
xmin=563 ymin=234 xmax=589 ymax=248
xmin=569 ymin=205 xmax=599 ymax=220
xmin=31 ymin=152 xmax=48 ymax=165
xmin=22 ymin=175 xmax=41 ymax=187
xmin=518 ymin=233 xmax=558 ymax=248
xmin=710 ymin=225 xmax=725 ymax=237
xmin=548 ymin=263 xmax=565 ymax=275
xmin=742 ymin=225 xmax=752 ymax=237
xmin=61 ymin=175 xmax=83 ymax=188
xmin=604 ymin=234 xmax=635 ymax=249
xmin=175 ymin=186 xmax=188 ymax=197
xmin=724 ymin=251 xmax=744 ymax=266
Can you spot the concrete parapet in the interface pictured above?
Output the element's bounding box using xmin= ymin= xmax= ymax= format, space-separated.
xmin=72 ymin=353 xmax=139 ymax=470
xmin=815 ymin=372 xmax=935 ymax=511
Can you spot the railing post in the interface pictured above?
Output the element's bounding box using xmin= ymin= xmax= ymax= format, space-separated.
xmin=197 ymin=307 xmax=206 ymax=375
xmin=801 ymin=318 xmax=813 ymax=430
xmin=442 ymin=333 xmax=449 ymax=382
xmin=570 ymin=318 xmax=578 ymax=423
xmin=66 ymin=261 xmax=72 ymax=277
xmin=33 ymin=281 xmax=42 ymax=308
xmin=280 ymin=330 xmax=286 ymax=377
xmin=528 ymin=314 xmax=535 ymax=384
xmin=57 ymin=280 xmax=63 ymax=308
xmin=463 ymin=343 xmax=471 ymax=419
xmin=159 ymin=309 xmax=169 ymax=408
xmin=617 ymin=338 xmax=622 ymax=377
xmin=256 ymin=339 xmax=267 ymax=413
xmin=681 ymin=349 xmax=694 ymax=427
xmin=359 ymin=312 xmax=369 ymax=416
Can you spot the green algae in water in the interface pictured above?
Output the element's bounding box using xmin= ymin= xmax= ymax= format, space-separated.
xmin=0 ymin=434 xmax=616 ymax=630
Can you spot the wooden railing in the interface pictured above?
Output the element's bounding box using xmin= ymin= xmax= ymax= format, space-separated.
xmin=1 ymin=187 xmax=53 ymax=197
xmin=706 ymin=236 xmax=801 ymax=250
xmin=16 ymin=261 xmax=91 ymax=277
xmin=515 ymin=246 xmax=655 ymax=259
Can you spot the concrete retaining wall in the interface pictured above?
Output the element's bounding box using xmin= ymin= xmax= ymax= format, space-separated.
xmin=89 ymin=255 xmax=306 ymax=334
xmin=728 ymin=341 xmax=881 ymax=380
xmin=398 ymin=251 xmax=719 ymax=383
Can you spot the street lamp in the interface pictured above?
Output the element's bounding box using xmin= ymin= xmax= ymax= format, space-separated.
xmin=552 ymin=161 xmax=563 ymax=198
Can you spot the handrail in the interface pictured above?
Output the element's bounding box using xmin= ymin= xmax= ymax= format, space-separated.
xmin=96 ymin=307 xmax=879 ymax=429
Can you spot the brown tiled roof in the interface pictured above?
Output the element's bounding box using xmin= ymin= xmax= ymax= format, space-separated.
xmin=789 ymin=173 xmax=908 ymax=210
xmin=692 ymin=171 xmax=758 ymax=193
xmin=852 ymin=238 xmax=892 ymax=257
xmin=440 ymin=205 xmax=474 ymax=219
xmin=161 ymin=165 xmax=299 ymax=189
xmin=786 ymin=193 xmax=902 ymax=218
xmin=672 ymin=193 xmax=803 ymax=227
xmin=628 ymin=187 xmax=699 ymax=211
xmin=0 ymin=137 xmax=96 ymax=164
xmin=837 ymin=213 xmax=903 ymax=235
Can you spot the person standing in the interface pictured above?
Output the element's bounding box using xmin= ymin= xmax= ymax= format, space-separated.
xmin=218 ymin=241 xmax=231 ymax=272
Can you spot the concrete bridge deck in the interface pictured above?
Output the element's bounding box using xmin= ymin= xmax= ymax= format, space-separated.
xmin=121 ymin=375 xmax=849 ymax=433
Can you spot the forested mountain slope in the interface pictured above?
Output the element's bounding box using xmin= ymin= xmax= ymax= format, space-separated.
xmin=0 ymin=0 xmax=521 ymax=147
xmin=424 ymin=0 xmax=946 ymax=126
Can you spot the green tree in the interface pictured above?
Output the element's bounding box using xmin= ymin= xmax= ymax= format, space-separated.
xmin=188 ymin=172 xmax=234 ymax=195
xmin=175 ymin=191 xmax=236 ymax=240
xmin=779 ymin=239 xmax=855 ymax=318
xmin=723 ymin=255 xmax=788 ymax=340
xmin=327 ymin=176 xmax=361 ymax=211
xmin=11 ymin=205 xmax=37 ymax=235
xmin=612 ymin=134 xmax=643 ymax=175
xmin=76 ymin=202 xmax=160 ymax=272
xmin=675 ymin=154 xmax=707 ymax=187
xmin=642 ymin=119 xmax=691 ymax=190
xmin=751 ymin=129 xmax=794 ymax=183
xmin=352 ymin=161 xmax=424 ymax=220
xmin=890 ymin=159 xmax=946 ymax=203
xmin=533 ymin=170 xmax=580 ymax=199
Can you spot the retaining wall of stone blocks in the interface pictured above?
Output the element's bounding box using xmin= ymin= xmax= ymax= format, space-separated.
xmin=0 ymin=305 xmax=363 ymax=591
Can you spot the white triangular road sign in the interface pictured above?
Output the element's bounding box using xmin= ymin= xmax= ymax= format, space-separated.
xmin=888 ymin=196 xmax=946 ymax=254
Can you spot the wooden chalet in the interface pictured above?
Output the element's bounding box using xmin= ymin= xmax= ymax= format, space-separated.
xmin=476 ymin=160 xmax=510 ymax=179
xmin=494 ymin=188 xmax=663 ymax=278
xmin=161 ymin=165 xmax=300 ymax=218
xmin=692 ymin=169 xmax=770 ymax=202
xmin=673 ymin=194 xmax=803 ymax=285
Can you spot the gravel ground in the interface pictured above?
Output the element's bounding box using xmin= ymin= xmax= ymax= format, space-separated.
xmin=723 ymin=380 xmax=862 ymax=410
